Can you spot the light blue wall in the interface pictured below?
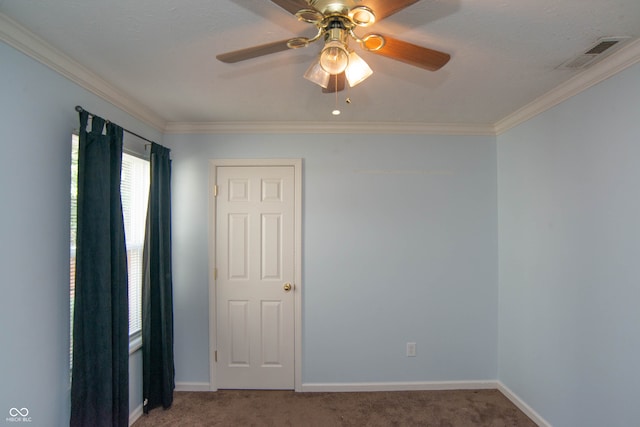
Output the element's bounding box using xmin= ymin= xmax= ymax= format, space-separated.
xmin=163 ymin=132 xmax=499 ymax=385
xmin=0 ymin=42 xmax=161 ymax=426
xmin=497 ymin=62 xmax=640 ymax=426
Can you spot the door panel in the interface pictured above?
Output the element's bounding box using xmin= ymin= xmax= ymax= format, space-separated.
xmin=229 ymin=300 xmax=249 ymax=366
xmin=261 ymin=214 xmax=282 ymax=280
xmin=215 ymin=165 xmax=295 ymax=389
xmin=229 ymin=214 xmax=249 ymax=279
xmin=261 ymin=300 xmax=283 ymax=366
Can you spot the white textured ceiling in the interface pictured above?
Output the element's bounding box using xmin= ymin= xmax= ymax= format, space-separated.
xmin=1 ymin=0 xmax=640 ymax=129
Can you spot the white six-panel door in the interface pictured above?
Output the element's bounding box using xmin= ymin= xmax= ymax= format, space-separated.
xmin=214 ymin=165 xmax=296 ymax=389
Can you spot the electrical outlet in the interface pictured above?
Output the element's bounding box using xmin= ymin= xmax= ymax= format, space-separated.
xmin=406 ymin=342 xmax=416 ymax=357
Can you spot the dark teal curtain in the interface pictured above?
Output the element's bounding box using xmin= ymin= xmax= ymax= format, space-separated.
xmin=71 ymin=111 xmax=129 ymax=426
xmin=142 ymin=142 xmax=175 ymax=413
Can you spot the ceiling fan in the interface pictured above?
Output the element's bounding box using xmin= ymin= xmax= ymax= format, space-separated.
xmin=216 ymin=0 xmax=450 ymax=93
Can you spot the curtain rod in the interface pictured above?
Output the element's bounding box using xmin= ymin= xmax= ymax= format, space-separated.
xmin=75 ymin=105 xmax=156 ymax=146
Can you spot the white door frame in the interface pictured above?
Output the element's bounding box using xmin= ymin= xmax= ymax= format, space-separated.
xmin=208 ymin=158 xmax=302 ymax=392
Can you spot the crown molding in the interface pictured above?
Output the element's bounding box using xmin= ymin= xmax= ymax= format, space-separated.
xmin=0 ymin=12 xmax=166 ymax=131
xmin=494 ymin=37 xmax=640 ymax=135
xmin=164 ymin=120 xmax=496 ymax=136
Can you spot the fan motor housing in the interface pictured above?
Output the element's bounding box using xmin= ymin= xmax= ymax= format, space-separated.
xmin=310 ymin=0 xmax=360 ymax=15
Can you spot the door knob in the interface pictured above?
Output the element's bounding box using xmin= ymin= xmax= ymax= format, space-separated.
xmin=283 ymin=282 xmax=292 ymax=292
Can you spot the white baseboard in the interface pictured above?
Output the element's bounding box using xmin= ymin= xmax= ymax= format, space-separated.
xmin=128 ymin=403 xmax=143 ymax=427
xmin=175 ymin=381 xmax=212 ymax=392
xmin=497 ymin=381 xmax=552 ymax=427
xmin=301 ymin=380 xmax=498 ymax=393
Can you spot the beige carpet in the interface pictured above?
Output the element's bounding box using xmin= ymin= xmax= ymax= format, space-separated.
xmin=133 ymin=389 xmax=537 ymax=426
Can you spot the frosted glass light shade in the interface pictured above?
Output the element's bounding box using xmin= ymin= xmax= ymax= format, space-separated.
xmin=345 ymin=51 xmax=373 ymax=87
xmin=304 ymin=60 xmax=331 ymax=88
xmin=320 ymin=41 xmax=349 ymax=74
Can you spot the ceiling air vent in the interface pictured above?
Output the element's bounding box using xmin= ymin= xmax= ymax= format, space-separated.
xmin=558 ymin=37 xmax=631 ymax=69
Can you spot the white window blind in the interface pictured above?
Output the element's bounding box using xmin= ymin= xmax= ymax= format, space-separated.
xmin=121 ymin=150 xmax=150 ymax=337
xmin=70 ymin=134 xmax=149 ymax=368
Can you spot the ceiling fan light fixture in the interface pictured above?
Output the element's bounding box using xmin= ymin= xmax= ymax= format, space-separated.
xmin=320 ymin=41 xmax=350 ymax=74
xmin=217 ymin=2 xmax=452 ymax=93
xmin=304 ymin=60 xmax=331 ymax=88
xmin=345 ymin=51 xmax=373 ymax=87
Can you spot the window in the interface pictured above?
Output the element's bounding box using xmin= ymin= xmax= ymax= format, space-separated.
xmin=70 ymin=134 xmax=150 ymax=367
xmin=120 ymin=145 xmax=150 ymax=339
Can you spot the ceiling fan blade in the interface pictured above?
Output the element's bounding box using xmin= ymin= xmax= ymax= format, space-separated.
xmin=216 ymin=39 xmax=293 ymax=63
xmin=270 ymin=0 xmax=310 ymax=15
xmin=362 ymin=0 xmax=420 ymax=21
xmin=367 ymin=35 xmax=450 ymax=71
xmin=323 ymin=72 xmax=346 ymax=93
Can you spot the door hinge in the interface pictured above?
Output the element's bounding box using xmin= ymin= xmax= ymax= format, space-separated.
xmin=214 ymin=350 xmax=218 ymax=362
xmin=213 ymin=184 xmax=218 ymax=197
xmin=214 ymin=267 xmax=218 ymax=280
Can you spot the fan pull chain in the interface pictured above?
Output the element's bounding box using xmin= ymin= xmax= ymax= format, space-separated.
xmin=335 ymin=74 xmax=339 ymax=109
xmin=332 ymin=74 xmax=341 ymax=116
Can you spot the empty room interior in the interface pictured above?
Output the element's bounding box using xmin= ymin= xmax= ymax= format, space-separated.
xmin=1 ymin=1 xmax=640 ymax=426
